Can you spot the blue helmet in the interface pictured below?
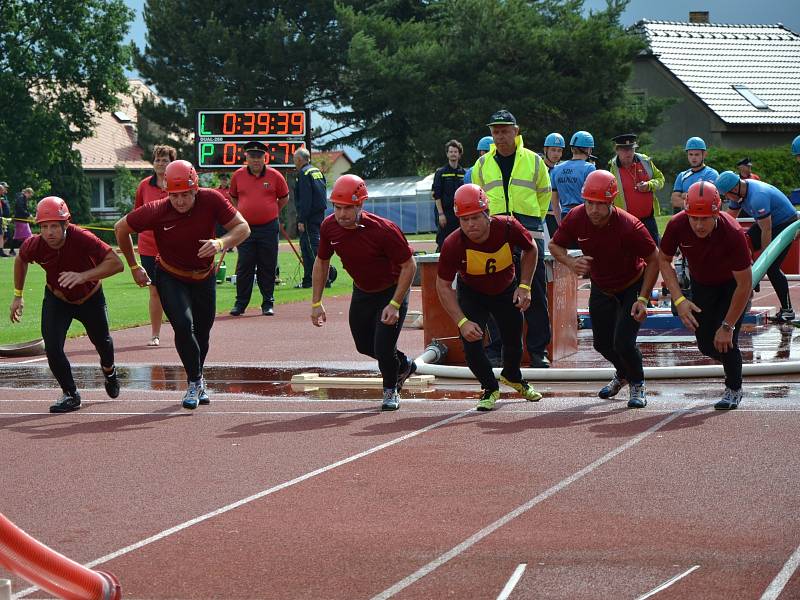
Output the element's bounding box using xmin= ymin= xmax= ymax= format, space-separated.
xmin=715 ymin=171 xmax=741 ymax=194
xmin=570 ymin=131 xmax=594 ymax=148
xmin=544 ymin=132 xmax=565 ymax=148
xmin=477 ymin=136 xmax=493 ymax=152
xmin=684 ymin=137 xmax=707 ymax=151
xmin=792 ymin=135 xmax=800 ymax=156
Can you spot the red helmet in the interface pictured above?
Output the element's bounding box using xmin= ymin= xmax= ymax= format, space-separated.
xmin=454 ymin=184 xmax=489 ymax=217
xmin=35 ymin=196 xmax=71 ymax=223
xmin=685 ymin=180 xmax=721 ymax=217
xmin=330 ymin=174 xmax=368 ymax=205
xmin=164 ymin=160 xmax=199 ymax=193
xmin=581 ymin=170 xmax=618 ymax=203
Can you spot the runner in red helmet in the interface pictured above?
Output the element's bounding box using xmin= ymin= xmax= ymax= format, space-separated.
xmin=659 ymin=180 xmax=753 ymax=410
xmin=10 ymin=197 xmax=124 ymax=413
xmin=115 ymin=160 xmax=251 ymax=410
xmin=436 ymin=184 xmax=543 ymax=411
xmin=549 ymin=170 xmax=659 ymax=409
xmin=310 ymin=174 xmax=417 ymax=411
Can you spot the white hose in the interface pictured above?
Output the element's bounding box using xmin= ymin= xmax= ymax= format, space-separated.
xmin=413 ymin=342 xmax=800 ymax=381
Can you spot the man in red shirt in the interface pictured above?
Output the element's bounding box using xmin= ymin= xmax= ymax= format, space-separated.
xmin=659 ymin=181 xmax=752 ymax=409
xmin=134 ymin=144 xmax=175 ymax=347
xmin=10 ymin=197 xmax=124 ymax=413
xmin=549 ymin=170 xmax=659 ymax=408
xmin=228 ymin=141 xmax=289 ymax=316
xmin=310 ymin=174 xmax=417 ymax=411
xmin=115 ymin=160 xmax=250 ymax=409
xmin=436 ymin=184 xmax=543 ymax=411
xmin=735 ymin=157 xmax=760 ymax=181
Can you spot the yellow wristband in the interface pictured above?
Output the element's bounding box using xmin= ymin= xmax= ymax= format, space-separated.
xmin=214 ymin=238 xmax=225 ymax=252
xmin=637 ymin=296 xmax=648 ymax=304
xmin=311 ymin=301 xmax=323 ymax=308
xmin=457 ymin=316 xmax=468 ymax=328
xmin=130 ymin=263 xmax=143 ymax=271
xmin=518 ymin=283 xmax=531 ymax=290
xmin=389 ymin=299 xmax=401 ymax=309
xmin=674 ymin=295 xmax=686 ymax=307
xmin=13 ymin=288 xmax=23 ymax=298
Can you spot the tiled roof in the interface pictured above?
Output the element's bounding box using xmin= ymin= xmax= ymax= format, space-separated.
xmin=75 ymin=79 xmax=156 ymax=171
xmin=635 ymin=20 xmax=800 ymax=125
xmin=313 ymin=150 xmax=354 ymax=166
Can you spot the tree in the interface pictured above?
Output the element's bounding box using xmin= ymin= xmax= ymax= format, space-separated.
xmin=133 ymin=0 xmax=357 ymax=159
xmin=0 ymin=0 xmax=133 ymax=222
xmin=328 ymin=0 xmax=669 ymax=176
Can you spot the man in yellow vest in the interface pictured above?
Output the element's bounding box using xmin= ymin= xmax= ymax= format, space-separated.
xmin=471 ymin=109 xmax=552 ymax=367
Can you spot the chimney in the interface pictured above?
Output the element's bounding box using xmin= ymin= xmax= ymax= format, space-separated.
xmin=689 ymin=11 xmax=710 ymax=23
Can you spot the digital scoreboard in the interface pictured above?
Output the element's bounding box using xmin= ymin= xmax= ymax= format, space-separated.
xmin=195 ymin=109 xmax=310 ymax=169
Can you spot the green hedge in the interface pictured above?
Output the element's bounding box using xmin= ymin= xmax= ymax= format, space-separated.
xmin=647 ymin=146 xmax=800 ymax=212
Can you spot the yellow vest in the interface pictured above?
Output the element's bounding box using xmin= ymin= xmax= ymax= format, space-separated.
xmin=471 ymin=135 xmax=551 ymax=218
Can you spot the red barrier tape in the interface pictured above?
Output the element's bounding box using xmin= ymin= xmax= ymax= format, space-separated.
xmin=0 ymin=512 xmax=120 ymax=600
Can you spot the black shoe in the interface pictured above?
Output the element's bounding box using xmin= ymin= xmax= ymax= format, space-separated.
xmin=262 ymin=307 xmax=274 ymax=316
xmin=396 ymin=358 xmax=417 ymax=392
xmin=8 ymin=249 xmax=15 ymax=256
xmin=529 ymin=352 xmax=550 ymax=368
xmin=50 ymin=391 xmax=81 ymax=413
xmin=294 ymin=282 xmax=312 ymax=289
xmin=230 ymin=306 xmax=245 ymax=316
xmin=325 ymin=281 xmax=332 ymax=288
xmin=103 ymin=367 xmax=120 ymax=399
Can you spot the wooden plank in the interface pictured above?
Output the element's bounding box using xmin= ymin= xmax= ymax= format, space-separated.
xmin=290 ymin=373 xmax=435 ymax=389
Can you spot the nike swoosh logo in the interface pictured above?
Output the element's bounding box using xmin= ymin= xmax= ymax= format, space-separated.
xmin=163 ymin=225 xmax=176 ymax=231
xmin=578 ymin=237 xmax=589 ymax=241
xmin=331 ymin=241 xmax=340 ymax=245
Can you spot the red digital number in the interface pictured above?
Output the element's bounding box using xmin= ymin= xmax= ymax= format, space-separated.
xmin=257 ymin=112 xmax=270 ymax=134
xmin=289 ymin=112 xmax=304 ymax=134
xmin=274 ymin=112 xmax=289 ymax=135
xmin=222 ymin=113 xmax=236 ymax=135
xmin=242 ymin=113 xmax=255 ymax=135
xmin=222 ymin=143 xmax=237 ymax=165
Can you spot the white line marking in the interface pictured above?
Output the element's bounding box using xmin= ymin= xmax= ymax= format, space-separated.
xmin=372 ymin=403 xmax=697 ymax=599
xmin=497 ymin=563 xmax=526 ymax=600
xmin=760 ymin=543 xmax=800 ymax=600
xmin=636 ymin=565 xmax=700 ymax=599
xmin=1 ymin=357 xmax=46 ymax=365
xmin=12 ymin=408 xmax=474 ymax=599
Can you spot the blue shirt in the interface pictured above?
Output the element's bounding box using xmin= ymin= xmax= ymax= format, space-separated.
xmin=672 ymin=165 xmax=719 ymax=193
xmin=729 ymin=179 xmax=797 ymax=226
xmin=463 ymin=167 xmax=473 ymax=184
xmin=551 ymin=159 xmax=596 ymax=215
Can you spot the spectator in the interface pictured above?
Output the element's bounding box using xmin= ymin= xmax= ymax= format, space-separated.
xmin=0 ymin=182 xmax=10 ymax=258
xmin=432 ymin=139 xmax=466 ymax=251
xmin=670 ymin=137 xmax=719 ymax=213
xmin=463 ymin=136 xmax=493 ymax=185
xmin=292 ymin=148 xmax=327 ymax=289
xmin=11 ymin=187 xmax=34 ymax=253
xmin=736 ymin=157 xmax=760 ymax=180
xmin=551 ymin=131 xmax=596 ymax=223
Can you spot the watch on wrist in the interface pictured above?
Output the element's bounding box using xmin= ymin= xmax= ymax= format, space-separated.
xmin=721 ymin=321 xmax=734 ymax=332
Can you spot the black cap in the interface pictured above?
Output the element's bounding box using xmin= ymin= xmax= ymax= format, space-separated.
xmin=487 ymin=109 xmax=517 ymax=126
xmin=736 ymin=157 xmax=752 ymax=167
xmin=612 ymin=133 xmax=638 ymax=147
xmin=243 ymin=140 xmax=268 ymax=154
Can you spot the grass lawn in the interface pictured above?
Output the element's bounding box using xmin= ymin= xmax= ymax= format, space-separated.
xmin=0 ymin=246 xmax=349 ymax=345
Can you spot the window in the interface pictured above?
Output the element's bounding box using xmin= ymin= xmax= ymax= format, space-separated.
xmin=89 ymin=177 xmax=116 ymax=211
xmin=732 ymin=85 xmax=770 ymax=110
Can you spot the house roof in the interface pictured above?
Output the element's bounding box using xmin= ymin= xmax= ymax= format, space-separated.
xmin=75 ymin=79 xmax=156 ymax=172
xmin=635 ymin=20 xmax=800 ymax=125
xmin=312 ymin=150 xmax=354 ymax=168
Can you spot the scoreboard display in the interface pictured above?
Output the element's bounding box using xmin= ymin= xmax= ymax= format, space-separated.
xmin=195 ymin=109 xmax=310 ymax=169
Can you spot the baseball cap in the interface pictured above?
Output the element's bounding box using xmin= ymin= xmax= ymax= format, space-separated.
xmin=487 ymin=110 xmax=517 ymax=126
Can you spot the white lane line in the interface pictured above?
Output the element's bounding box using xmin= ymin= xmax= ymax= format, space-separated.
xmin=372 ymin=403 xmax=697 ymax=600
xmin=12 ymin=408 xmax=474 ymax=599
xmin=635 ymin=565 xmax=700 ymax=599
xmin=760 ymin=543 xmax=800 ymax=600
xmin=496 ymin=563 xmax=526 ymax=600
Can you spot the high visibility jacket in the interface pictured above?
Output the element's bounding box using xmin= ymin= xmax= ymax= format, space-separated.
xmin=608 ymin=153 xmax=664 ymax=217
xmin=471 ymin=135 xmax=551 ymax=219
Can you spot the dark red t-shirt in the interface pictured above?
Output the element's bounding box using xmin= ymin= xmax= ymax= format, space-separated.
xmin=229 ymin=165 xmax=289 ymax=225
xmin=134 ymin=175 xmax=167 ymax=257
xmin=552 ymin=206 xmax=656 ymax=291
xmin=660 ymin=211 xmax=752 ymax=285
xmin=318 ymin=210 xmax=413 ymax=292
xmin=20 ymin=224 xmax=113 ymax=302
xmin=438 ymin=216 xmax=534 ymax=295
xmin=125 ymin=188 xmax=237 ymax=279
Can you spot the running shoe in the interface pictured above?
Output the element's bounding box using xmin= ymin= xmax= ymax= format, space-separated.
xmin=776 ymin=308 xmax=795 ymax=323
xmin=599 ymin=375 xmax=627 ymax=399
xmin=198 ymin=376 xmax=210 ymax=405
xmin=381 ymin=388 xmax=400 ymax=411
xmin=499 ymin=376 xmax=542 ymax=402
xmin=627 ymin=382 xmax=647 ymax=409
xmin=396 ymin=358 xmax=417 ymax=393
xmin=103 ymin=367 xmax=120 ymax=399
xmin=714 ymin=387 xmax=742 ymax=410
xmin=50 ymin=391 xmax=81 ymax=413
xmin=476 ymin=389 xmax=500 ymax=412
xmin=182 ymin=381 xmax=201 ymax=410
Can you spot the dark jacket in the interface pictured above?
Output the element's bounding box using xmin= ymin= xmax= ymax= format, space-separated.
xmin=14 ymin=193 xmax=30 ymax=219
xmin=294 ymin=163 xmax=327 ymax=223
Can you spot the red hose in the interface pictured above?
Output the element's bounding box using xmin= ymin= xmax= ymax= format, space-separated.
xmin=0 ymin=512 xmax=120 ymax=600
